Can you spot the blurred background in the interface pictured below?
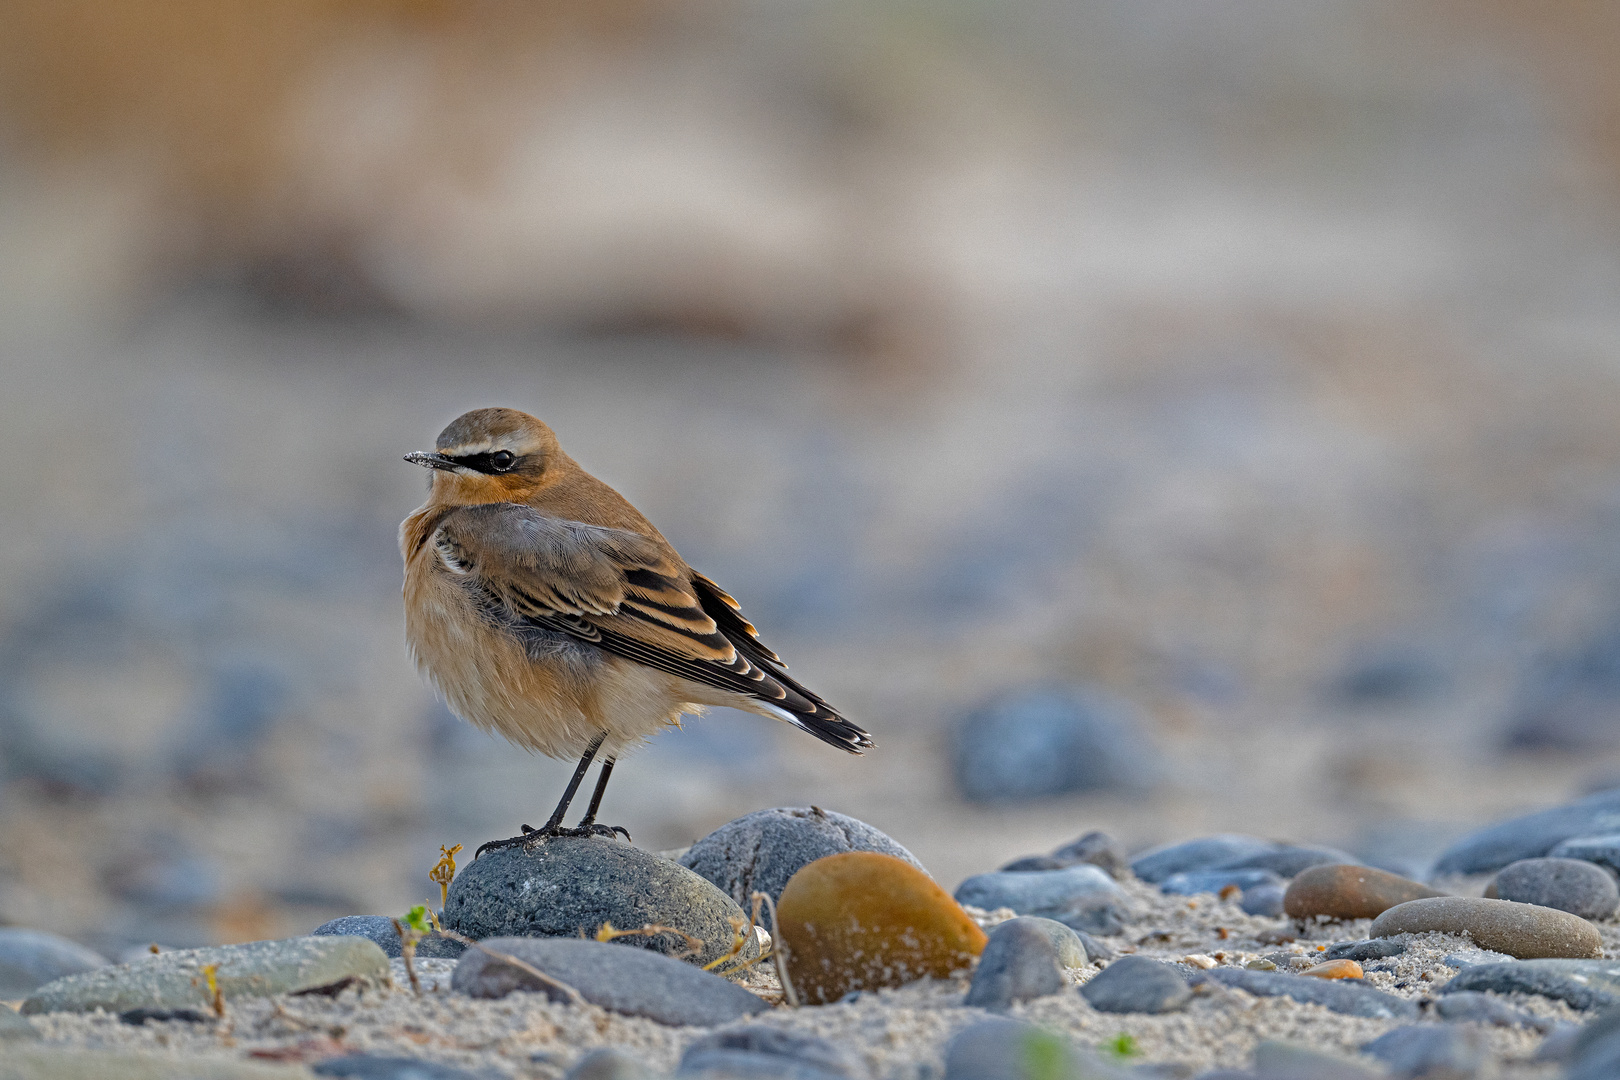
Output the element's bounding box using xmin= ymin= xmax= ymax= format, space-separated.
xmin=2 ymin=0 xmax=1620 ymax=958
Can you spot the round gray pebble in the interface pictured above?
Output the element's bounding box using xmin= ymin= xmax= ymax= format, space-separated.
xmin=1079 ymin=956 xmax=1190 ymax=1014
xmin=964 ymin=919 xmax=1067 ymax=1009
xmin=1493 ymin=857 xmax=1619 ymax=920
xmin=446 ymin=837 xmax=757 ymax=968
xmin=678 ymin=807 xmax=924 ymax=929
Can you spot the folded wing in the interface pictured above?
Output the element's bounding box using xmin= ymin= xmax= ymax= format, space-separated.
xmin=432 ymin=503 xmax=871 ymax=753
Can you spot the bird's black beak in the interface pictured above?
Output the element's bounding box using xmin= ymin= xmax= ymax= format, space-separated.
xmin=405 ymin=451 xmax=458 ymax=470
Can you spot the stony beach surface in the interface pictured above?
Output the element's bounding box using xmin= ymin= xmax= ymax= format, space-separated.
xmin=10 ymin=795 xmax=1620 ymax=1079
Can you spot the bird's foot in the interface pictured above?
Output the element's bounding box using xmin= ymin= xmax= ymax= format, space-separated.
xmin=474 ymin=820 xmax=629 ymax=859
xmin=561 ymin=820 xmax=632 ymax=843
xmin=474 ymin=823 xmax=548 ymax=858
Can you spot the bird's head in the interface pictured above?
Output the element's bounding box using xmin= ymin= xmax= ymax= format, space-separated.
xmin=406 ymin=408 xmax=561 ymax=504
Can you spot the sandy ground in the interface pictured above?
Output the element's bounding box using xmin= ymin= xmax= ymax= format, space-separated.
xmin=19 ymin=878 xmax=1596 ymax=1078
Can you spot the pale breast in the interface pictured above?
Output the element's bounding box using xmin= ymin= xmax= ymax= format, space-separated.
xmin=402 ymin=529 xmax=698 ymax=759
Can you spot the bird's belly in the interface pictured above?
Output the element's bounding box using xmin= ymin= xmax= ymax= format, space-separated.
xmin=404 ymin=565 xmax=694 ymax=758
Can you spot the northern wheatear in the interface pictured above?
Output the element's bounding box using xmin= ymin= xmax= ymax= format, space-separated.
xmin=402 ymin=408 xmax=871 ymax=854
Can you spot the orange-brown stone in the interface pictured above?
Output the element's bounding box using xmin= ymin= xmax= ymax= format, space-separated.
xmin=775 ymin=852 xmax=987 ymax=1004
xmin=1283 ymin=864 xmax=1444 ymax=921
xmin=1300 ymin=959 xmax=1364 ymax=979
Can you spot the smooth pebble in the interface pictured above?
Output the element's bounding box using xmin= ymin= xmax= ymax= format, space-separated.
xmin=1130 ymin=836 xmax=1274 ymax=884
xmin=444 ymin=837 xmax=757 ymax=969
xmin=451 ymin=937 xmax=768 ymax=1026
xmin=1434 ymin=786 xmax=1620 ymax=875
xmin=21 ymin=936 xmax=388 ymax=1016
xmin=1442 ymin=958 xmax=1620 ymax=1011
xmin=1361 ymin=1026 xmax=1486 ymax=1080
xmin=1079 ymin=956 xmax=1190 ymax=1014
xmin=1196 ymin=969 xmax=1418 ymax=1019
xmin=953 ymin=864 xmax=1128 ymax=935
xmin=1283 ymin=864 xmax=1443 ymax=921
xmin=1491 ymin=857 xmax=1619 ymax=920
xmin=1370 ymin=896 xmax=1602 ymax=959
xmin=677 ymin=807 xmax=925 ymax=930
xmin=0 ymin=929 xmax=109 ymax=999
xmin=963 ymin=919 xmax=1067 ymax=1009
xmin=311 ymin=916 xmax=464 ymax=960
xmin=777 ymin=852 xmax=986 ymax=1004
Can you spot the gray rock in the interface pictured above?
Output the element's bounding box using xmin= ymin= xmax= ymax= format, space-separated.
xmin=312 ymin=1056 xmax=493 ymax=1079
xmin=1076 ymin=931 xmax=1116 ymax=961
xmin=1550 ymin=834 xmax=1620 ymax=876
xmin=1080 ymin=956 xmax=1191 ymax=1014
xmin=964 ymin=919 xmax=1068 ymax=1009
xmin=1212 ymin=846 xmax=1360 ymax=879
xmin=1331 ymin=644 xmax=1450 ymax=707
xmin=0 ymin=928 xmax=109 ymax=998
xmin=1251 ymin=1040 xmax=1382 ymax=1079
xmin=1196 ymin=969 xmax=1419 ymax=1019
xmin=1050 ymin=831 xmax=1130 ymax=879
xmin=1239 ymin=883 xmax=1287 ymax=917
xmin=311 ymin=917 xmax=465 ymax=960
xmin=999 ymin=856 xmax=1068 ymax=872
xmin=1324 ymin=939 xmax=1407 ymax=962
xmin=678 ymin=807 xmax=925 ymax=930
xmin=1441 ymin=948 xmax=1515 ymax=971
xmin=1370 ymin=896 xmax=1602 ymax=959
xmin=1432 ymin=990 xmax=1550 ymax=1030
xmin=1491 ymin=857 xmax=1619 ymax=919
xmin=952 ymin=686 xmax=1157 ymax=804
xmin=21 ymin=935 xmax=389 ymax=1015
xmin=1568 ymin=1007 xmax=1620 ymax=1080
xmin=104 ymin=852 xmax=223 ymax=909
xmin=1159 ymin=869 xmax=1284 ymax=897
xmin=450 ymin=936 xmax=769 ymax=1026
xmin=117 ymin=1007 xmax=211 ymax=1025
xmin=0 ymin=1048 xmax=317 ymax=1079
xmin=1131 ymin=836 xmax=1276 ymax=884
xmin=0 ymin=1004 xmax=40 ymax=1042
xmin=1441 ymin=958 xmax=1620 ymax=1010
xmin=1361 ymin=1025 xmax=1485 ymax=1080
xmin=1504 ymin=624 xmax=1620 ymax=751
xmin=1433 ymin=786 xmax=1620 ymax=875
xmin=678 ymin=1026 xmax=855 ymax=1080
xmin=1533 ymin=1022 xmax=1583 ymax=1063
xmin=445 ymin=837 xmax=758 ymax=968
xmin=943 ymin=1018 xmax=1131 ymax=1080
xmin=954 ymin=865 xmax=1129 ymax=935
xmin=1008 ymin=916 xmax=1091 ymax=967
xmin=565 ymin=1048 xmax=658 ymax=1080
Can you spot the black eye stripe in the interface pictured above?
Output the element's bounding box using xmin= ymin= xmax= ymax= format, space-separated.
xmin=447 ymin=451 xmax=518 ymax=474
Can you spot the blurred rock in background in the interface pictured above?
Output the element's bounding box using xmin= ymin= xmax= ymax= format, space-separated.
xmin=2 ymin=0 xmax=1620 ymax=953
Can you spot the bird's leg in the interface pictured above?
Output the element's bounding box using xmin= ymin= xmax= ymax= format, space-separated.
xmin=475 ymin=734 xmax=605 ymax=857
xmin=567 ymin=757 xmax=631 ymax=842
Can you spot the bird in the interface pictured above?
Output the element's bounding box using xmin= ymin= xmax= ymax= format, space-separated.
xmin=401 ymin=407 xmax=872 ymax=856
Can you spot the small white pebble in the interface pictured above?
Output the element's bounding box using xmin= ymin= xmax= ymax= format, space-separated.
xmin=1182 ymin=953 xmax=1218 ymax=969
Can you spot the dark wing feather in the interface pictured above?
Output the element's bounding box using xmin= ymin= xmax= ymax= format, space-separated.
xmin=432 ymin=503 xmax=871 ymax=753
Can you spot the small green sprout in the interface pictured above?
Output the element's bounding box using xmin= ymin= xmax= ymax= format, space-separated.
xmin=1103 ymin=1032 xmax=1139 ymax=1059
xmin=393 ymin=903 xmax=434 ymax=996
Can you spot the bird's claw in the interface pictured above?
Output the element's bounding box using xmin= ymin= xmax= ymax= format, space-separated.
xmin=565 ymin=822 xmax=632 ymax=842
xmin=474 ymin=821 xmax=630 ymax=858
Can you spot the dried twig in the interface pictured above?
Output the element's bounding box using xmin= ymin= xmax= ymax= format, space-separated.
xmin=200 ymin=963 xmax=225 ymax=1019
xmin=390 ymin=917 xmax=423 ymax=997
xmin=750 ymin=891 xmax=798 ymax=1007
xmin=432 ymin=927 xmax=586 ymax=1006
xmin=595 ymin=921 xmax=704 ymax=960
xmin=430 ymin=844 xmax=463 ymax=909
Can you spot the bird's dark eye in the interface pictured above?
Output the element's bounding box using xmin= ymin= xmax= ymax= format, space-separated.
xmin=490 ymin=450 xmax=516 ymax=472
